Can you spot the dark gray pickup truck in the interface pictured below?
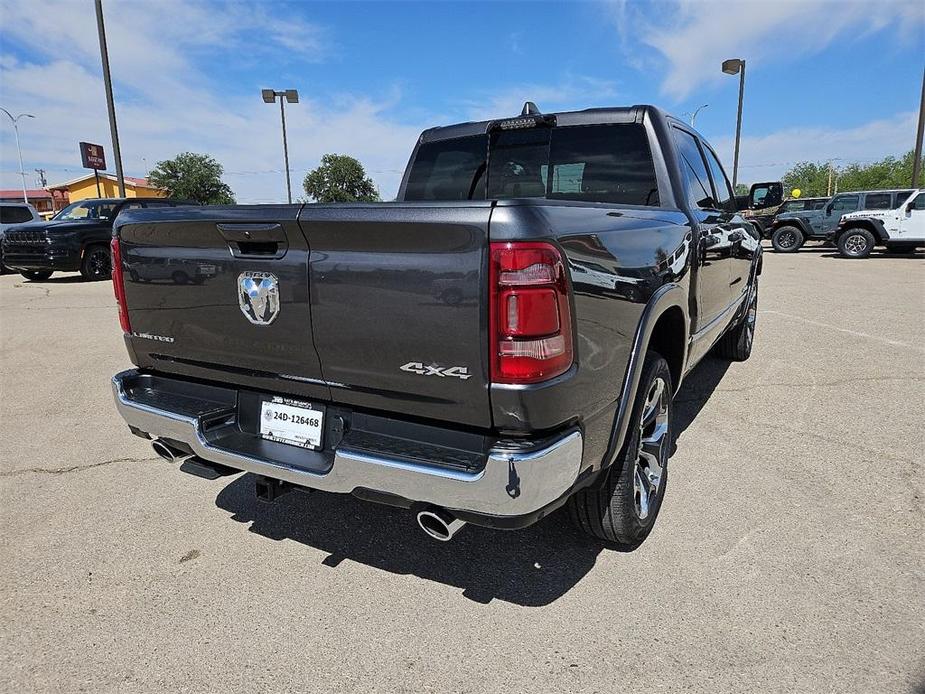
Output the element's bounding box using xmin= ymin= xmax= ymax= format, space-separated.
xmin=111 ymin=104 xmax=765 ymax=549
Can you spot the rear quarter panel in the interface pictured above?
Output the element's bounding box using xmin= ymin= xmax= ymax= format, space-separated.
xmin=488 ymin=201 xmax=692 ymax=464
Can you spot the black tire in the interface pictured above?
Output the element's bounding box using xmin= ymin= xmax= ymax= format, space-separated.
xmin=771 ymin=225 xmax=804 ymax=253
xmin=80 ymin=245 xmax=112 ymax=281
xmin=20 ymin=270 xmax=53 ymax=281
xmin=837 ymin=227 xmax=874 ymax=259
xmin=568 ymin=351 xmax=673 ymax=549
xmin=714 ymin=282 xmax=758 ymax=361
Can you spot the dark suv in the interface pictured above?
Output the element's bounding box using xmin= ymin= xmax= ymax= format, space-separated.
xmin=2 ymin=197 xmax=196 ymax=281
xmin=769 ymin=189 xmax=914 ymax=252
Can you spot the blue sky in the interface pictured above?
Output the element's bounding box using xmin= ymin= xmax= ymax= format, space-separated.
xmin=1 ymin=0 xmax=923 ymax=202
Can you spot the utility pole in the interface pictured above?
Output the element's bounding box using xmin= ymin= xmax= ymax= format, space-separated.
xmin=827 ymin=163 xmax=834 ymax=197
xmin=94 ymin=0 xmax=126 ymax=197
xmin=913 ymin=66 xmax=925 ymax=188
xmin=35 ymin=168 xmax=46 ymax=187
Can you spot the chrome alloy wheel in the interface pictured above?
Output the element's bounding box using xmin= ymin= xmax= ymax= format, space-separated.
xmin=844 ymin=233 xmax=868 ymax=256
xmin=744 ymin=290 xmax=757 ymax=348
xmin=634 ymin=376 xmax=669 ymax=520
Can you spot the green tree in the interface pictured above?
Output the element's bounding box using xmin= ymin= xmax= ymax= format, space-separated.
xmin=734 ymin=183 xmax=749 ymax=196
xmin=781 ymin=151 xmax=924 ymax=198
xmin=147 ymin=152 xmax=236 ymax=204
xmin=303 ymin=154 xmax=379 ymax=203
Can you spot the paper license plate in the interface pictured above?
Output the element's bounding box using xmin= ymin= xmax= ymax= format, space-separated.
xmin=259 ymin=400 xmax=324 ymax=450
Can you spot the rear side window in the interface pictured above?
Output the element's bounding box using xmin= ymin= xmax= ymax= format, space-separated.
xmin=702 ymin=147 xmax=735 ymax=212
xmin=0 ymin=206 xmax=34 ymax=224
xmin=672 ymin=128 xmax=715 ymax=209
xmin=404 ymin=135 xmax=487 ymax=201
xmin=779 ymin=201 xmax=803 ymax=213
xmin=830 ymin=195 xmax=859 ymax=213
xmin=894 ymin=190 xmax=913 ymax=207
xmin=865 ymin=193 xmax=891 ymax=210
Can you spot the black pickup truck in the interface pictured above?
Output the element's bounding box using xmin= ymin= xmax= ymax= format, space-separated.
xmin=2 ymin=197 xmax=195 ymax=281
xmin=111 ymin=104 xmax=768 ymax=549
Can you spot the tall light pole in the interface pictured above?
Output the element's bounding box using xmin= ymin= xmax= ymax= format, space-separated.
xmin=722 ymin=58 xmax=746 ymax=188
xmin=262 ymin=89 xmax=299 ymax=203
xmin=95 ymin=0 xmax=126 ymax=197
xmin=686 ymin=104 xmax=709 ymax=127
xmin=912 ymin=66 xmax=924 ymax=188
xmin=0 ymin=108 xmax=35 ymax=202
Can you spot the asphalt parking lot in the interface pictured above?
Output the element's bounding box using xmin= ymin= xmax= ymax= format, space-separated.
xmin=1 ymin=246 xmax=922 ymax=694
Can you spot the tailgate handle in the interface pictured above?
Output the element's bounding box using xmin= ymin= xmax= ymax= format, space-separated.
xmin=216 ymin=223 xmax=288 ymax=258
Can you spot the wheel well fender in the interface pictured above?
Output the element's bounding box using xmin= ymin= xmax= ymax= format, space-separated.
xmin=842 ymin=218 xmax=886 ymax=242
xmin=600 ymin=283 xmax=688 ymax=472
xmin=772 ymin=219 xmax=808 ymax=236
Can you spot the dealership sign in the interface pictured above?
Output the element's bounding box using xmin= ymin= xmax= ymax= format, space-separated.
xmin=79 ymin=142 xmax=107 ymax=170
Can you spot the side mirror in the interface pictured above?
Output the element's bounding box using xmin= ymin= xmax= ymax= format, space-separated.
xmin=825 ymin=203 xmax=834 ymax=215
xmin=747 ymin=182 xmax=783 ymax=210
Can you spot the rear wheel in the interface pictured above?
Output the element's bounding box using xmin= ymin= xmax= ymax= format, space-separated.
xmin=568 ymin=351 xmax=672 ymax=549
xmin=714 ymin=282 xmax=758 ymax=361
xmin=771 ymin=225 xmax=804 ymax=252
xmin=20 ymin=270 xmax=53 ymax=281
xmin=837 ymin=228 xmax=874 ymax=259
xmin=81 ymin=245 xmax=112 ymax=280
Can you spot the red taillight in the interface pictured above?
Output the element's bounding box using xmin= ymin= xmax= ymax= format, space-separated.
xmin=110 ymin=237 xmax=131 ymax=334
xmin=489 ymin=241 xmax=574 ymax=384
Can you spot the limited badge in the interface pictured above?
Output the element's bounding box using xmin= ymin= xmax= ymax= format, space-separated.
xmin=238 ymin=271 xmax=280 ymax=325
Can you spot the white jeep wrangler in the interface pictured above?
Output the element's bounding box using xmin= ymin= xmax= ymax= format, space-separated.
xmin=832 ymin=189 xmax=925 ymax=258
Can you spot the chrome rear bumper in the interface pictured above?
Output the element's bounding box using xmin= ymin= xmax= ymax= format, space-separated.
xmin=112 ymin=370 xmax=583 ymax=518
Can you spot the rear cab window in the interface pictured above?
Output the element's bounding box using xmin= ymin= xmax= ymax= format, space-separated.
xmin=404 ymin=123 xmax=660 ymax=206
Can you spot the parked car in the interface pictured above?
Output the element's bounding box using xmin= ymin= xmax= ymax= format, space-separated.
xmin=741 ymin=196 xmax=828 ymax=238
xmin=1 ymin=197 xmax=197 ymax=281
xmin=832 ymin=189 xmax=924 ymax=258
xmin=110 ymin=104 xmax=765 ymax=549
xmin=0 ymin=201 xmax=42 ymax=273
xmin=768 ymin=189 xmax=914 ymax=252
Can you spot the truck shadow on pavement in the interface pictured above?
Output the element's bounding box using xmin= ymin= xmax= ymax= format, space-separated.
xmin=212 ymin=358 xmax=730 ymax=607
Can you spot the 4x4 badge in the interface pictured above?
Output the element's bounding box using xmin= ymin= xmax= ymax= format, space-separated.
xmin=400 ymin=362 xmax=472 ymax=380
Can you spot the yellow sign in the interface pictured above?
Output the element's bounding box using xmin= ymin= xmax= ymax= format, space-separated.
xmin=791 ymin=188 xmax=802 ymax=198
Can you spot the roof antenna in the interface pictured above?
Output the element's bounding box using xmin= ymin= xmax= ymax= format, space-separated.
xmin=521 ymin=101 xmax=540 ymax=116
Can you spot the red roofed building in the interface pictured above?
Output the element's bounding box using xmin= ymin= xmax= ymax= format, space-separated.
xmin=0 ymin=188 xmax=68 ymax=216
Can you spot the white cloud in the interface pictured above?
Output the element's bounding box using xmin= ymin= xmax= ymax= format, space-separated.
xmin=613 ymin=0 xmax=925 ymax=100
xmin=707 ymin=111 xmax=918 ymax=184
xmin=461 ymin=76 xmax=620 ymax=122
xmin=0 ymin=0 xmax=418 ymax=202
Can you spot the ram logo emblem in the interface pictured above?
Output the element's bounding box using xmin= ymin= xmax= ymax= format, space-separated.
xmin=238 ymin=271 xmax=280 ymax=325
xmin=400 ymin=362 xmax=472 ymax=380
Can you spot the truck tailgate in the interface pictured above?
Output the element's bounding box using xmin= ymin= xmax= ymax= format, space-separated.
xmin=118 ymin=205 xmax=329 ymax=399
xmin=299 ymin=203 xmax=492 ymax=428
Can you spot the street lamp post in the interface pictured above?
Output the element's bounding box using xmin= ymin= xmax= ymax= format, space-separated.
xmin=687 ymin=104 xmax=709 ymax=127
xmin=262 ymin=89 xmax=299 ymax=203
xmin=722 ymin=58 xmax=746 ymax=189
xmin=0 ymin=108 xmax=36 ymax=203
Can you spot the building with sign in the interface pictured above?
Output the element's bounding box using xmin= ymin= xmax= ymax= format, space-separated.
xmin=47 ymin=174 xmax=167 ymax=203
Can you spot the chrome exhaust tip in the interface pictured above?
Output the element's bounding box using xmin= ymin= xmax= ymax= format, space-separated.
xmin=416 ymin=508 xmax=466 ymax=542
xmin=151 ymin=439 xmax=187 ymax=463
